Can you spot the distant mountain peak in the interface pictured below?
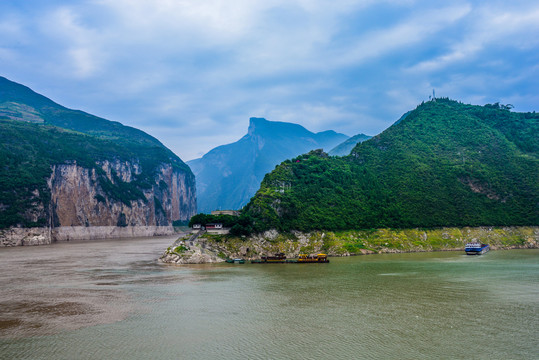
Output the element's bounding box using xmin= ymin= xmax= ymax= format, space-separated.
xmin=188 ymin=117 xmax=351 ymax=213
xmin=248 ymin=117 xmax=269 ymax=135
xmin=329 ymin=133 xmax=372 ymax=156
xmin=247 ymin=117 xmax=311 ymax=137
xmin=249 ymin=117 xmax=268 ymax=124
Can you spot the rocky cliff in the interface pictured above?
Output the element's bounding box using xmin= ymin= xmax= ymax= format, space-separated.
xmin=0 ymin=76 xmax=197 ymax=245
xmin=0 ymin=159 xmax=196 ymax=246
xmin=48 ymin=160 xmax=196 ymax=228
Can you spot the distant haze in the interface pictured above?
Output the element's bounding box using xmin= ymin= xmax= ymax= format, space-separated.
xmin=188 ymin=117 xmax=348 ymax=212
xmin=1 ymin=0 xmax=538 ymax=160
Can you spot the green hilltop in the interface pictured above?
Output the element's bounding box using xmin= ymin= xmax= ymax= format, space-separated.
xmin=240 ymin=99 xmax=538 ymax=233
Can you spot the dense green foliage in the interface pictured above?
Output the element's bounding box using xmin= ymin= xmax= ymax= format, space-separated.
xmin=242 ymin=99 xmax=539 ymax=232
xmin=0 ymin=76 xmax=194 ymax=228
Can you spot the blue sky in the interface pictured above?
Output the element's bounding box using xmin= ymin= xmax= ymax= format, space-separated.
xmin=1 ymin=0 xmax=538 ymax=160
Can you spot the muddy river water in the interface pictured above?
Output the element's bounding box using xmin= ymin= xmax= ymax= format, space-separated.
xmin=0 ymin=236 xmax=537 ymax=359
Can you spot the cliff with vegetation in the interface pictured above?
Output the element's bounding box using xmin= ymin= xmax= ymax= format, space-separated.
xmin=240 ymin=99 xmax=538 ymax=233
xmin=0 ymin=76 xmax=196 ymax=246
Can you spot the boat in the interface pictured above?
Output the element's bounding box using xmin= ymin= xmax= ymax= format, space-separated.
xmin=225 ymin=258 xmax=245 ymax=264
xmin=296 ymin=253 xmax=330 ymax=263
xmin=251 ymin=253 xmax=287 ymax=263
xmin=465 ymin=243 xmax=490 ymax=255
xmin=251 ymin=253 xmax=330 ymax=263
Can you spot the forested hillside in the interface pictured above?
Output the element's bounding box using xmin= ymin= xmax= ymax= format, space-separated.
xmin=0 ymin=76 xmax=196 ymax=230
xmin=241 ymin=99 xmax=538 ymax=232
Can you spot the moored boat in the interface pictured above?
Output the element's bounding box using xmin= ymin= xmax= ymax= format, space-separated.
xmin=296 ymin=253 xmax=330 ymax=263
xmin=251 ymin=253 xmax=330 ymax=263
xmin=251 ymin=253 xmax=287 ymax=263
xmin=465 ymin=243 xmax=490 ymax=255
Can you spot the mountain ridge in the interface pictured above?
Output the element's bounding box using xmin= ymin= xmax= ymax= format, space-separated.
xmin=329 ymin=133 xmax=372 ymax=156
xmin=188 ymin=117 xmax=349 ymax=213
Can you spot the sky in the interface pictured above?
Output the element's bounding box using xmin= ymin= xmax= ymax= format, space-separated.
xmin=1 ymin=0 xmax=538 ymax=161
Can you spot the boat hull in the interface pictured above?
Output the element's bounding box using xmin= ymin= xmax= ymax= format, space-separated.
xmin=251 ymin=253 xmax=330 ymax=263
xmin=251 ymin=260 xmax=286 ymax=264
xmin=465 ymin=245 xmax=490 ymax=255
xmin=252 ymin=258 xmax=330 ymax=264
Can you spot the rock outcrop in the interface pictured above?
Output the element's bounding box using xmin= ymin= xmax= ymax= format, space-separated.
xmin=49 ymin=160 xmax=196 ymax=228
xmin=160 ymin=232 xmax=225 ymax=264
xmin=1 ymin=159 xmax=196 ymax=246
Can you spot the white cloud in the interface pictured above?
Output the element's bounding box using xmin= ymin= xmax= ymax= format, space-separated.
xmin=408 ymin=5 xmax=539 ymax=72
xmin=333 ymin=4 xmax=472 ymax=68
xmin=37 ymin=7 xmax=106 ymax=78
xmin=1 ymin=0 xmax=538 ymax=161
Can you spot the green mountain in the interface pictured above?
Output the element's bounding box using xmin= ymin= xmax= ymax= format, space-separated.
xmin=242 ymin=99 xmax=538 ymax=232
xmin=0 ymin=78 xmax=162 ymax=145
xmin=0 ymin=76 xmax=196 ymax=233
xmin=187 ymin=117 xmax=349 ymax=213
xmin=329 ymin=133 xmax=372 ymax=156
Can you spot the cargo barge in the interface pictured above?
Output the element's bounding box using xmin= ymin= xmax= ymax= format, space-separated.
xmin=251 ymin=253 xmax=287 ymax=263
xmin=297 ymin=253 xmax=329 ymax=263
xmin=251 ymin=253 xmax=329 ymax=263
xmin=465 ymin=243 xmax=490 ymax=255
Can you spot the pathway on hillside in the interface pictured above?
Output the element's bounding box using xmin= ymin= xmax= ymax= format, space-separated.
xmin=172 ymin=229 xmax=207 ymax=252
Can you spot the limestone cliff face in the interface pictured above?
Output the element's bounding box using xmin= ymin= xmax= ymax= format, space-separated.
xmin=0 ymin=159 xmax=196 ymax=246
xmin=48 ymin=160 xmax=196 ymax=228
xmin=0 ymin=76 xmax=198 ymax=246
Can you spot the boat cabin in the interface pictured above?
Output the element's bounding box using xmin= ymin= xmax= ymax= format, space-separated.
xmin=261 ymin=253 xmax=286 ymax=261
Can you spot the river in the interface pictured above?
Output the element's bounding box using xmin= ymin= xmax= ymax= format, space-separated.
xmin=0 ymin=236 xmax=537 ymax=359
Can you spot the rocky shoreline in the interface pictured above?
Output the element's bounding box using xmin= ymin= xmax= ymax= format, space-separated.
xmin=159 ymin=231 xmax=225 ymax=264
xmin=0 ymin=225 xmax=175 ymax=247
xmin=159 ymin=226 xmax=539 ymax=264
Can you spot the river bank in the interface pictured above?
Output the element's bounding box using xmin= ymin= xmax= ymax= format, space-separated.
xmin=160 ymin=226 xmax=538 ymax=263
xmin=0 ymin=226 xmax=183 ymax=247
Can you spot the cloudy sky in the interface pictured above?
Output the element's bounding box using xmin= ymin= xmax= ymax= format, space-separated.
xmin=1 ymin=0 xmax=538 ymax=160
